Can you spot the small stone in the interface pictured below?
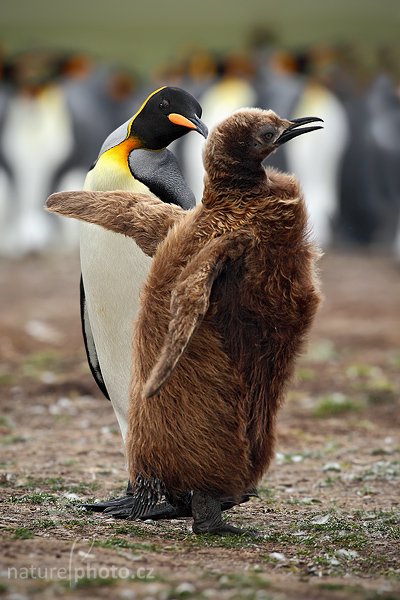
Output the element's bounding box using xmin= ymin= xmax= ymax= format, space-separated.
xmin=337 ymin=548 xmax=359 ymax=559
xmin=0 ymin=472 xmax=16 ymax=484
xmin=203 ymin=591 xmax=218 ymax=599
xmin=119 ymin=589 xmax=137 ymax=600
xmin=269 ymin=551 xmax=286 ymax=561
xmin=311 ymin=514 xmax=330 ymax=525
xmin=101 ymin=426 xmax=112 ymax=435
xmin=40 ymin=371 xmax=57 ymax=384
xmin=175 ymin=582 xmax=196 ymax=595
xmin=143 ymin=519 xmax=155 ymax=525
xmin=323 ymin=462 xmax=341 ymax=472
xmin=58 ymin=397 xmax=72 ymax=408
xmin=25 ymin=319 xmax=62 ymax=343
xmin=291 ymin=455 xmax=303 ymax=463
xmin=63 ymin=492 xmax=81 ymax=500
xmin=78 ymin=549 xmax=95 ymax=559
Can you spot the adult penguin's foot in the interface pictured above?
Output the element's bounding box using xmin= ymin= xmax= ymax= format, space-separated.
xmin=81 ymin=480 xmax=134 ymax=513
xmin=104 ymin=490 xmax=257 ymax=520
xmin=109 ymin=493 xmax=193 ymax=520
xmin=82 ymin=481 xmax=258 ymax=520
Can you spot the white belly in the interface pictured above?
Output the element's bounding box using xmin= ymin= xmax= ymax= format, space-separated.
xmin=80 ymin=224 xmax=151 ymax=441
xmin=81 ymin=165 xmax=152 ymax=442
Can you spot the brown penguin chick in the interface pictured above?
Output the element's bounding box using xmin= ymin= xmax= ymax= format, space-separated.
xmin=47 ymin=108 xmax=323 ymax=535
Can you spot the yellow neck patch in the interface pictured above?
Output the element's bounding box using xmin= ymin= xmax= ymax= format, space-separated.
xmin=103 ymin=136 xmax=141 ymax=164
xmin=100 ymin=86 xmax=167 ymax=169
xmin=88 ymin=86 xmax=167 ymax=187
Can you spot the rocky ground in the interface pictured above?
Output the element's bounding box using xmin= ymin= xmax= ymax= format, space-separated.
xmin=0 ymin=251 xmax=399 ymax=600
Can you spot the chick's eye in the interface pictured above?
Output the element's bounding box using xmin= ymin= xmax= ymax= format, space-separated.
xmin=159 ymin=99 xmax=170 ymax=110
xmin=263 ymin=131 xmax=274 ymax=141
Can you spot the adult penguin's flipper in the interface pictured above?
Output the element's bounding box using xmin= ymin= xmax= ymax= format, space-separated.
xmin=143 ymin=232 xmax=253 ymax=398
xmin=80 ymin=276 xmax=110 ymax=400
xmin=46 ymin=190 xmax=185 ymax=257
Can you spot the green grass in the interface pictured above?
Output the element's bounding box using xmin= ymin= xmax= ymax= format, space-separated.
xmin=12 ymin=527 xmax=34 ymax=539
xmin=296 ymin=367 xmax=316 ymax=382
xmin=31 ymin=518 xmax=58 ymax=531
xmin=306 ymin=340 xmax=337 ymax=362
xmin=0 ymin=416 xmax=14 ymax=428
xmin=0 ymin=371 xmax=15 ymax=386
xmin=113 ymin=523 xmax=156 ymax=537
xmin=313 ymin=393 xmax=362 ymax=417
xmin=68 ymin=576 xmax=117 ymax=589
xmin=217 ymin=572 xmax=271 ymax=590
xmin=9 ymin=492 xmax=58 ymax=504
xmin=20 ymin=350 xmax=60 ymax=377
xmin=94 ymin=537 xmax=161 ymax=553
xmin=1 ymin=435 xmax=27 ymax=445
xmin=20 ymin=476 xmax=100 ymax=494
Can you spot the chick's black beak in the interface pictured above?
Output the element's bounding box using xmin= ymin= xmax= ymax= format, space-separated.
xmin=276 ymin=116 xmax=324 ymax=145
xmin=168 ymin=112 xmax=208 ymax=138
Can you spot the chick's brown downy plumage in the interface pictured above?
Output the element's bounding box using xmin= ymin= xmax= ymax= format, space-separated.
xmin=47 ymin=108 xmax=323 ymax=534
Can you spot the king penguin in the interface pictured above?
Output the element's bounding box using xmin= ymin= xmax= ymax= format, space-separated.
xmin=79 ymin=86 xmax=207 ymax=513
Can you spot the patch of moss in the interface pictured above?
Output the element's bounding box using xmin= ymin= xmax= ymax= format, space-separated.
xmin=0 ymin=371 xmax=14 ymax=386
xmin=21 ymin=350 xmax=60 ymax=377
xmin=9 ymin=492 xmax=58 ymax=504
xmin=12 ymin=527 xmax=34 ymax=539
xmin=113 ymin=523 xmax=152 ymax=537
xmin=0 ymin=415 xmax=14 ymax=428
xmin=296 ymin=367 xmax=316 ymax=382
xmin=94 ymin=537 xmax=161 ymax=552
xmin=31 ymin=518 xmax=58 ymax=531
xmin=1 ymin=435 xmax=27 ymax=445
xmin=313 ymin=393 xmax=362 ymax=417
xmin=306 ymin=339 xmax=337 ymax=362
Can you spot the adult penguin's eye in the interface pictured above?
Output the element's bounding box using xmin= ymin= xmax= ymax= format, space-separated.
xmin=159 ymin=99 xmax=170 ymax=110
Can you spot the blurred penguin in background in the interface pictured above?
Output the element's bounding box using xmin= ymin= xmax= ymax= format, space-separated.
xmin=0 ymin=45 xmax=14 ymax=251
xmin=365 ymin=49 xmax=400 ymax=258
xmin=285 ymin=46 xmax=349 ymax=248
xmin=181 ymin=51 xmax=257 ymax=201
xmin=161 ymin=48 xmax=217 ymax=172
xmin=0 ymin=49 xmax=76 ymax=256
xmin=336 ymin=46 xmax=385 ymax=248
xmin=248 ymin=28 xmax=303 ymax=172
xmin=50 ymin=54 xmax=141 ymax=248
xmin=50 ymin=52 xmax=112 ymax=196
xmin=0 ymin=48 xmax=140 ymax=257
xmin=58 ymin=53 xmax=142 ymax=168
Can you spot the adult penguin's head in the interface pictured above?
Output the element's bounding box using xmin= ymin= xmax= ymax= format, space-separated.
xmin=129 ymin=86 xmax=208 ymax=150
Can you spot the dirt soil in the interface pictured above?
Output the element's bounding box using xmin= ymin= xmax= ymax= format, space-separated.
xmin=0 ymin=251 xmax=399 ymax=600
